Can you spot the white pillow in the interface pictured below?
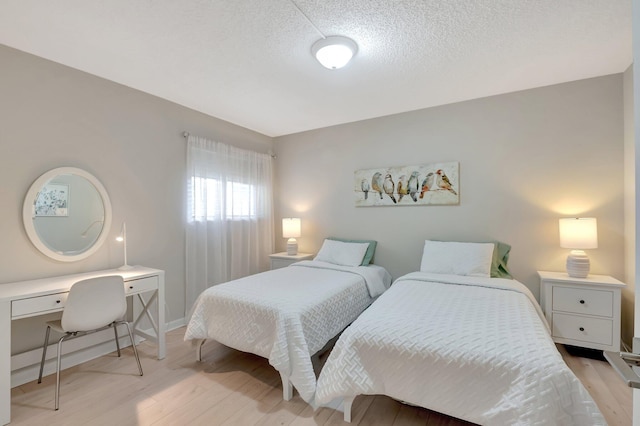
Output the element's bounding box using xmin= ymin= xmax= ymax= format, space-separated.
xmin=314 ymin=239 xmax=369 ymax=267
xmin=420 ymin=240 xmax=494 ymax=277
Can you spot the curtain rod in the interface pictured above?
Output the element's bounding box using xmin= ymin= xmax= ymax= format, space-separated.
xmin=182 ymin=130 xmax=276 ymax=158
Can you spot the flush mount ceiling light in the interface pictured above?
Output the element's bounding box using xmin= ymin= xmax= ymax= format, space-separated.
xmin=287 ymin=0 xmax=357 ymax=70
xmin=311 ymin=36 xmax=358 ymax=70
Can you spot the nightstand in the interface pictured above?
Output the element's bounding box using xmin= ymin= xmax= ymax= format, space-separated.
xmin=269 ymin=252 xmax=314 ymax=270
xmin=538 ymin=271 xmax=625 ymax=352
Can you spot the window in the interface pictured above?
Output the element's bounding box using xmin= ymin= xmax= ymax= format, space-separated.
xmin=185 ymin=135 xmax=274 ymax=310
xmin=189 ymin=177 xmax=264 ymax=221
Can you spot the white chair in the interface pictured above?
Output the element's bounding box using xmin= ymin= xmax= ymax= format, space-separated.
xmin=37 ymin=275 xmax=143 ymax=410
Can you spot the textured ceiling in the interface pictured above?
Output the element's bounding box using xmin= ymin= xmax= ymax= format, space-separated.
xmin=0 ymin=0 xmax=632 ymax=137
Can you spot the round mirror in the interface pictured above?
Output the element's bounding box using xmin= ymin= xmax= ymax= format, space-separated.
xmin=23 ymin=167 xmax=112 ymax=262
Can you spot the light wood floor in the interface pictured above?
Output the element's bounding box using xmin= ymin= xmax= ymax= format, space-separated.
xmin=10 ymin=327 xmax=632 ymax=425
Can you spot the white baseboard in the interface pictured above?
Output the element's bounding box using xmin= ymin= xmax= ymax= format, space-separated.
xmin=11 ymin=317 xmax=186 ymax=388
xmin=167 ymin=317 xmax=186 ymax=331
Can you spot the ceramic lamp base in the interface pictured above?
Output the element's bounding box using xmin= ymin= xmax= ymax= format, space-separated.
xmin=286 ymin=238 xmax=298 ymax=256
xmin=566 ymin=250 xmax=590 ymax=278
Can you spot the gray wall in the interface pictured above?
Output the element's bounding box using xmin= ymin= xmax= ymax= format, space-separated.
xmin=1 ymin=42 xmax=630 ymax=351
xmin=0 ymin=44 xmax=272 ymax=353
xmin=274 ymin=75 xmax=625 ymax=309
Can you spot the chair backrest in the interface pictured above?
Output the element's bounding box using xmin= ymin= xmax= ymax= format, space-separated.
xmin=61 ymin=275 xmax=126 ymax=332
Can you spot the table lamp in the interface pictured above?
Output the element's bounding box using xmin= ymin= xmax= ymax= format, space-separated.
xmin=115 ymin=222 xmax=134 ymax=270
xmin=559 ymin=217 xmax=598 ymax=278
xmin=282 ymin=218 xmax=301 ymax=255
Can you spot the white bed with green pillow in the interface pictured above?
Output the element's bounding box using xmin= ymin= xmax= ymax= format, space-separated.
xmin=315 ymin=240 xmax=604 ymax=425
xmin=184 ymin=238 xmax=391 ymax=404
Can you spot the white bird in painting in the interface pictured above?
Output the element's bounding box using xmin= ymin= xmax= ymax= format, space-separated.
xmin=408 ymin=171 xmax=420 ymax=202
xmin=397 ymin=175 xmax=408 ymax=202
xmin=383 ymin=174 xmax=397 ymax=203
xmin=361 ymin=179 xmax=370 ymax=200
xmin=371 ymin=172 xmax=384 ymax=199
xmin=436 ymin=169 xmax=457 ymax=195
xmin=420 ymin=172 xmax=435 ymax=199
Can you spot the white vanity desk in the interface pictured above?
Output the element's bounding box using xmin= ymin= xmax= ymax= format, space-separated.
xmin=0 ymin=265 xmax=165 ymax=425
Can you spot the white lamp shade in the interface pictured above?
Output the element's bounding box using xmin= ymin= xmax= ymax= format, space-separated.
xmin=282 ymin=218 xmax=301 ymax=239
xmin=312 ymin=36 xmax=358 ymax=69
xmin=559 ymin=218 xmax=598 ymax=249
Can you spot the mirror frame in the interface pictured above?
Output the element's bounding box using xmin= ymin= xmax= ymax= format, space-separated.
xmin=22 ymin=167 xmax=113 ymax=262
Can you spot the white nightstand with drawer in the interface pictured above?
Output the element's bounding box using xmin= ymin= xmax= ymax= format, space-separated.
xmin=538 ymin=271 xmax=625 ymax=352
xmin=269 ymin=252 xmax=314 ymax=270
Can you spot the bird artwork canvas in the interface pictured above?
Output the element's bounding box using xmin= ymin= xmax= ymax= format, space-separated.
xmin=354 ymin=162 xmax=459 ymax=207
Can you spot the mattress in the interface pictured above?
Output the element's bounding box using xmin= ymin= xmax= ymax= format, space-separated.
xmin=184 ymin=260 xmax=391 ymax=403
xmin=315 ymin=272 xmax=604 ymax=425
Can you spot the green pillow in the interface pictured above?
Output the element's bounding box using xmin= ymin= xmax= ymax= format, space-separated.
xmin=327 ymin=237 xmax=377 ymax=265
xmin=491 ymin=241 xmax=512 ymax=279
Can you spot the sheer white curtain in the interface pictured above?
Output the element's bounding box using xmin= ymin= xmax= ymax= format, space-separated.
xmin=185 ymin=135 xmax=274 ymax=312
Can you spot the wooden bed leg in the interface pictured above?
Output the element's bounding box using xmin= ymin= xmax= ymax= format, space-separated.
xmin=280 ymin=372 xmax=293 ymax=401
xmin=343 ymin=396 xmax=355 ymax=423
xmin=195 ymin=339 xmax=206 ymax=361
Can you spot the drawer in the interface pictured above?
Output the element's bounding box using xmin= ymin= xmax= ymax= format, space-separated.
xmin=552 ymin=286 xmax=613 ymax=317
xmin=125 ymin=276 xmax=158 ymax=295
xmin=12 ymin=292 xmax=68 ymax=319
xmin=552 ymin=313 xmax=613 ymax=346
xmin=271 ymin=259 xmax=294 ymax=270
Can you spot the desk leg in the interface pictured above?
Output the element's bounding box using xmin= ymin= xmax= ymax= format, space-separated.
xmin=131 ymin=291 xmax=165 ymax=359
xmin=1 ymin=301 xmax=11 ymax=425
xmin=157 ymin=272 xmax=166 ymax=360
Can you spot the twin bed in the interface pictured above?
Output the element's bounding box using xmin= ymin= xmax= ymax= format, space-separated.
xmin=185 ymin=239 xmax=605 ymax=425
xmin=184 ymin=238 xmax=391 ymax=402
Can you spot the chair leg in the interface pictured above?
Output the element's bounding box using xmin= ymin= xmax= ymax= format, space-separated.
xmin=55 ymin=334 xmax=71 ymax=411
xmin=119 ymin=321 xmax=143 ymax=376
xmin=113 ymin=322 xmax=121 ymax=357
xmin=38 ymin=325 xmax=51 ymax=384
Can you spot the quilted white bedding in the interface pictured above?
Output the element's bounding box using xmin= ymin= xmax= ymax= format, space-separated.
xmin=184 ymin=260 xmax=391 ymax=403
xmin=315 ymin=272 xmax=605 ymax=425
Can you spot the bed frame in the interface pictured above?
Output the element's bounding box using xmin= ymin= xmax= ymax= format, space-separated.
xmin=194 ymin=333 xmax=342 ymax=402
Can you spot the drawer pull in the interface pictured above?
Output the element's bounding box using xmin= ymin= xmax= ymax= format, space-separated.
xmin=579 ymin=327 xmax=585 ymax=332
xmin=129 ymin=286 xmax=134 ymax=289
xmin=579 ymin=300 xmax=585 ymax=304
xmin=56 ymin=300 xmax=61 ymax=304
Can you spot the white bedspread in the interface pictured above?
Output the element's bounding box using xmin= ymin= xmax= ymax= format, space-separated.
xmin=315 ymin=272 xmax=605 ymax=425
xmin=184 ymin=261 xmax=391 ymax=403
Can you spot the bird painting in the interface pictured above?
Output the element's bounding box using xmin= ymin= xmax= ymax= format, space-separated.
xmin=408 ymin=171 xmax=420 ymax=202
xmin=383 ymin=174 xmax=397 ymax=203
xmin=371 ymin=172 xmax=384 ymax=199
xmin=397 ymin=175 xmax=408 ymax=202
xmin=355 ymin=162 xmax=458 ymax=207
xmin=436 ymin=169 xmax=457 ymax=195
xmin=361 ymin=179 xmax=370 ymax=200
xmin=420 ymin=172 xmax=435 ymax=199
